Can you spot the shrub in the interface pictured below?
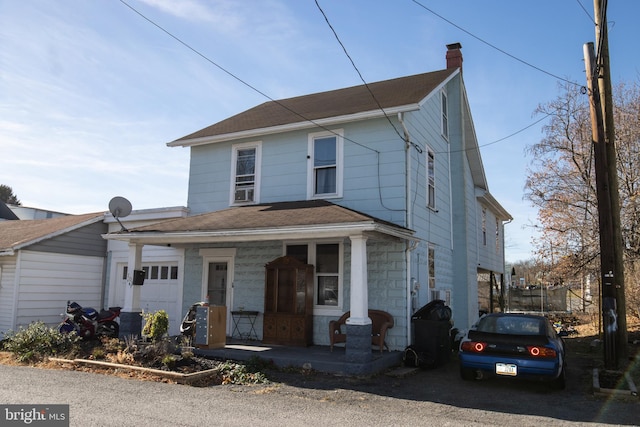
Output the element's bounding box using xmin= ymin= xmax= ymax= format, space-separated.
xmin=2 ymin=321 xmax=80 ymax=363
xmin=162 ymin=354 xmax=177 ymax=369
xmin=141 ymin=310 xmax=169 ymax=342
xmin=216 ymin=361 xmax=269 ymax=385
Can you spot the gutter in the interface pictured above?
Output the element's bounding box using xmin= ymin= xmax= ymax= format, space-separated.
xmin=168 ymin=105 xmax=421 ymax=148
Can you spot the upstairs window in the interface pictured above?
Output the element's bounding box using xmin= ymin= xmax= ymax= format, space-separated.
xmin=308 ymin=130 xmax=343 ymax=198
xmin=482 ymin=208 xmax=487 ymax=246
xmin=427 ymin=148 xmax=436 ymax=209
xmin=231 ymin=142 xmax=261 ymax=205
xmin=441 ymin=91 xmax=449 ymax=140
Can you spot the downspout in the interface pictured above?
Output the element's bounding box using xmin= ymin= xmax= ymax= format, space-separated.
xmin=448 ymin=138 xmax=453 ymax=250
xmin=399 ymin=112 xmax=415 ymax=346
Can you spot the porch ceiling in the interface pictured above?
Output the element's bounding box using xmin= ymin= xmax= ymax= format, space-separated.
xmin=102 ymin=200 xmax=414 ymax=245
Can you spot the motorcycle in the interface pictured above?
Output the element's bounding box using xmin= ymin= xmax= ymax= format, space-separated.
xmin=58 ymin=301 xmax=121 ymax=339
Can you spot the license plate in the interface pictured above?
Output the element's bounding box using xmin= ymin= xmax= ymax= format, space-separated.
xmin=496 ymin=363 xmax=517 ymax=376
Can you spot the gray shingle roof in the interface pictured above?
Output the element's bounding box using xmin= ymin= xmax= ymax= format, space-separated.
xmin=126 ymin=200 xmax=406 ymax=234
xmin=0 ymin=212 xmax=104 ymax=252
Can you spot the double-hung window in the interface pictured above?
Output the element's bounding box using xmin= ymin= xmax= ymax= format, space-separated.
xmin=441 ymin=91 xmax=449 ymax=140
xmin=428 ymin=244 xmax=436 ymax=289
xmin=308 ymin=130 xmax=343 ymax=198
xmin=427 ymin=148 xmax=436 ymax=209
xmin=231 ymin=142 xmax=261 ymax=205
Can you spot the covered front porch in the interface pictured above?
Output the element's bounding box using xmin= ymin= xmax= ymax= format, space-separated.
xmin=194 ymin=338 xmax=403 ymax=376
xmin=103 ymin=200 xmax=415 ymax=375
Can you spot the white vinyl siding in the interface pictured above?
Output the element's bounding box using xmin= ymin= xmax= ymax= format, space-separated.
xmin=0 ymin=259 xmax=16 ymax=335
xmin=14 ymin=251 xmax=104 ymax=328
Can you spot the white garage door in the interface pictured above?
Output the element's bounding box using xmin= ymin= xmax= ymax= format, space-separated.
xmin=115 ymin=263 xmax=182 ymax=336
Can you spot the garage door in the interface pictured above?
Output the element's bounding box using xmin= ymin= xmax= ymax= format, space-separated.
xmin=115 ymin=263 xmax=182 ymax=336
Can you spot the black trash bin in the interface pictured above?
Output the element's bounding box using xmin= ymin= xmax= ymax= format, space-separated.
xmin=406 ymin=300 xmax=453 ymax=368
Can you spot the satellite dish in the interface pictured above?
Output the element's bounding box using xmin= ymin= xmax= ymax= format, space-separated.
xmin=108 ymin=196 xmax=132 ymax=231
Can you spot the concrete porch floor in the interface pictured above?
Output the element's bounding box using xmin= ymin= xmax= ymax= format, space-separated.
xmin=193 ymin=339 xmax=404 ymax=376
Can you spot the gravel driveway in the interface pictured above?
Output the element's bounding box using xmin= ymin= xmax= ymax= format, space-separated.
xmin=0 ymin=348 xmax=638 ymax=426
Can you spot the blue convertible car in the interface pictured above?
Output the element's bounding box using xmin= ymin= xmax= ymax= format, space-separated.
xmin=458 ymin=313 xmax=566 ymax=389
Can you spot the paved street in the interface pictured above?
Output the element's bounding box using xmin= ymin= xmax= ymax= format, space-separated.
xmin=0 ymin=362 xmax=638 ymax=426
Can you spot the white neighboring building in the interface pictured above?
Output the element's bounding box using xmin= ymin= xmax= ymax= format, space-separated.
xmin=104 ymin=206 xmax=188 ymax=335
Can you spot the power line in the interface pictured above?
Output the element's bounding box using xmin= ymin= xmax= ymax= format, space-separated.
xmin=121 ymin=0 xmax=546 ymax=161
xmin=118 ymin=0 xmax=377 ymax=154
xmin=575 ymin=0 xmax=595 ymax=23
xmin=313 ymin=0 xmax=411 ymax=148
xmin=410 ymin=0 xmax=582 ymax=87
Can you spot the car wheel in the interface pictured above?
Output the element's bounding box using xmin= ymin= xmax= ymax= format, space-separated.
xmin=460 ymin=366 xmax=475 ymax=381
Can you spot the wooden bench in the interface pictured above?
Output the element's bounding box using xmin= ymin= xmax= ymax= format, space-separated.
xmin=329 ymin=309 xmax=394 ymax=352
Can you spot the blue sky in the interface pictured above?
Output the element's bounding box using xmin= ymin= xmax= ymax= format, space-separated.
xmin=1 ymin=1 xmax=639 ymax=262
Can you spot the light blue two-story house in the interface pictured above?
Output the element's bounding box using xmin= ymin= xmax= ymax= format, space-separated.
xmin=105 ymin=44 xmax=511 ymax=374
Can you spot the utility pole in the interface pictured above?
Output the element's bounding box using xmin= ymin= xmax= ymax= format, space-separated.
xmin=583 ymin=41 xmax=617 ymax=368
xmin=593 ymin=0 xmax=627 ymax=361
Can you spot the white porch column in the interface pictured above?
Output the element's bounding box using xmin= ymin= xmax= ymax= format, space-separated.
xmin=123 ymin=243 xmax=143 ymax=312
xmin=347 ymin=235 xmax=370 ymax=326
xmin=120 ymin=242 xmax=143 ymax=338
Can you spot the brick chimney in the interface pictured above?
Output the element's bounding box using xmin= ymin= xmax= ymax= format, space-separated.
xmin=446 ymin=42 xmax=463 ymax=71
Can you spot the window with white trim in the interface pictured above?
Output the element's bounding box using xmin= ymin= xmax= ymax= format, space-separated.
xmin=427 ymin=148 xmax=436 ymax=209
xmin=286 ymin=242 xmax=342 ymax=308
xmin=231 ymin=142 xmax=261 ymax=205
xmin=441 ymin=91 xmax=449 ymax=139
xmin=428 ymin=244 xmax=436 ymax=289
xmin=482 ymin=208 xmax=487 ymax=246
xmin=308 ymin=130 xmax=343 ymax=198
xmin=123 ymin=264 xmax=178 ymax=280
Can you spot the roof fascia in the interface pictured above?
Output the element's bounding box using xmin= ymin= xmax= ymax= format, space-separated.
xmin=461 ymin=83 xmax=488 ymax=190
xmin=102 ymin=221 xmax=414 ymax=245
xmin=167 ymin=105 xmax=419 ymax=148
xmin=417 ymin=68 xmax=459 ymax=108
xmin=476 ymin=188 xmax=512 ymax=221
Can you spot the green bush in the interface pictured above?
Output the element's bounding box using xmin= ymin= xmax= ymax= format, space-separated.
xmin=141 ymin=310 xmax=169 ymax=342
xmin=2 ymin=321 xmax=81 ymax=362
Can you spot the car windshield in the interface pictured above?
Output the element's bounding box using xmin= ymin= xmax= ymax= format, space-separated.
xmin=477 ymin=316 xmax=544 ymax=335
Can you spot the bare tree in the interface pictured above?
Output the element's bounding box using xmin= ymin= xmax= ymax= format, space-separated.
xmin=525 ymin=80 xmax=640 ymax=319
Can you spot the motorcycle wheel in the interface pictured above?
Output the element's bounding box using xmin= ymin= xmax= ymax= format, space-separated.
xmin=58 ymin=322 xmax=76 ymax=334
xmin=99 ymin=321 xmax=119 ymax=338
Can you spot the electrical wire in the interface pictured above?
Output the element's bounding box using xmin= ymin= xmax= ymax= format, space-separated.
xmin=118 ymin=0 xmax=377 ymax=154
xmin=410 ymin=0 xmax=582 ymax=88
xmin=314 ymin=0 xmax=409 ymax=147
xmin=575 ymin=0 xmax=595 ymax=23
xmin=120 ymin=0 xmax=555 ymax=197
